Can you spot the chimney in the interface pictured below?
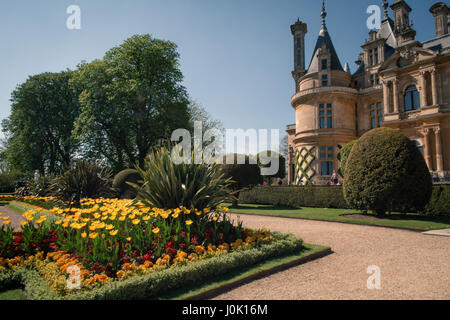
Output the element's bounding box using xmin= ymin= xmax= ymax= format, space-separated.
xmin=355 ymin=53 xmax=364 ymax=68
xmin=430 ymin=2 xmax=449 ymax=37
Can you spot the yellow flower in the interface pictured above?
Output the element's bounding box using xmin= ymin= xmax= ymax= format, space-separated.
xmin=21 ymin=221 xmax=27 ymax=227
xmin=119 ymin=216 xmax=126 ymax=222
xmin=142 ymin=216 xmax=150 ymax=221
xmin=132 ymin=219 xmax=140 ymax=225
xmin=126 ymin=237 xmax=132 ymax=242
xmin=3 ymin=221 xmax=11 ymax=226
xmin=203 ymin=208 xmax=211 ymax=214
xmin=213 ymin=217 xmax=218 ymax=222
xmin=55 ymin=220 xmax=62 ymax=225
xmin=109 ymin=230 xmax=118 ymax=236
xmin=81 ymin=232 xmax=87 ymax=239
xmin=152 ymin=227 xmax=160 ymax=234
xmin=195 ymin=211 xmax=202 ymax=216
xmin=89 ymin=233 xmax=98 ymax=240
xmin=223 ymin=207 xmax=230 ymax=212
xmin=185 ymin=220 xmax=193 ymax=226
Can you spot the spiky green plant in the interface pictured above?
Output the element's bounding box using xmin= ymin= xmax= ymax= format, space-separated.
xmin=49 ymin=159 xmax=114 ymax=206
xmin=129 ymin=147 xmax=232 ymax=210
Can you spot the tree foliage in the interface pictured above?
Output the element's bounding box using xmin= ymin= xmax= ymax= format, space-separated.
xmin=1 ymin=71 xmax=81 ymax=175
xmin=343 ymin=128 xmax=432 ymax=215
xmin=72 ymin=34 xmax=191 ymax=172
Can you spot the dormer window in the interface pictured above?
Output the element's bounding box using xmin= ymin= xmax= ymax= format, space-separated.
xmin=321 ymin=59 xmax=328 ymax=70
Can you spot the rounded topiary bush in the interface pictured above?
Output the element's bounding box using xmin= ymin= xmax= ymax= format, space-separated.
xmin=112 ymin=169 xmax=141 ymax=199
xmin=343 ymin=128 xmax=432 ymax=215
xmin=337 ymin=140 xmax=357 ymax=178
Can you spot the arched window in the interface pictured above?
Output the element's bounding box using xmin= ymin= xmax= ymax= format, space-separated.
xmin=404 ymin=85 xmax=420 ymax=111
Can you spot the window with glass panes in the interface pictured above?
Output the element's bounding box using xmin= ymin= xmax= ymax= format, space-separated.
xmin=319 ymin=104 xmax=332 ymax=129
xmin=320 ymin=146 xmax=334 ymax=176
xmin=370 ymin=102 xmax=384 ymax=129
xmin=404 ymin=85 xmax=420 ymax=111
xmin=321 ymin=74 xmax=328 ymax=86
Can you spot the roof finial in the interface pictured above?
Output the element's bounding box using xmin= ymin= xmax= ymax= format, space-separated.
xmin=382 ymin=0 xmax=389 ymax=20
xmin=321 ymin=0 xmax=327 ymax=31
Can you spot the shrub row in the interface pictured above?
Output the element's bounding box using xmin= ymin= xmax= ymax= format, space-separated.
xmin=239 ymin=186 xmax=348 ymax=209
xmin=239 ymin=185 xmax=450 ymax=216
xmin=424 ymin=185 xmax=450 ymax=216
xmin=0 ymin=233 xmax=303 ymax=300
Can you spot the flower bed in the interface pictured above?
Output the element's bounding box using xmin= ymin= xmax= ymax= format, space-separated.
xmin=0 ymin=197 xmax=304 ymax=299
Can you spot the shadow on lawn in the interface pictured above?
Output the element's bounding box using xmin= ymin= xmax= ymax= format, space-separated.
xmin=341 ymin=213 xmax=450 ymax=224
xmin=229 ymin=204 xmax=303 ymax=212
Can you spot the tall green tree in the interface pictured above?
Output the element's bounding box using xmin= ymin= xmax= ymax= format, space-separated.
xmin=73 ymin=34 xmax=191 ymax=172
xmin=1 ymin=71 xmax=81 ymax=175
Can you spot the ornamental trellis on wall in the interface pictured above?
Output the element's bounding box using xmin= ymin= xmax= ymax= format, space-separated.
xmin=294 ymin=147 xmax=316 ymax=185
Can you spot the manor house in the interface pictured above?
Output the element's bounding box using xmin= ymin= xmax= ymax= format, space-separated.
xmin=287 ymin=0 xmax=450 ymax=185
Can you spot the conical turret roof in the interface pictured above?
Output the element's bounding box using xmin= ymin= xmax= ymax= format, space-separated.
xmin=306 ymin=1 xmax=344 ymax=74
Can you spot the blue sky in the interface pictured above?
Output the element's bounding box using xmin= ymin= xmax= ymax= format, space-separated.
xmin=0 ymin=0 xmax=437 ymax=146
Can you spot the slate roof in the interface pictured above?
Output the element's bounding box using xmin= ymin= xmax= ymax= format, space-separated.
xmin=306 ymin=27 xmax=344 ymax=75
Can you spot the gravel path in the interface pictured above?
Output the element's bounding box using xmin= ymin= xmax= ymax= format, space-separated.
xmin=0 ymin=206 xmax=26 ymax=230
xmin=215 ymin=214 xmax=450 ymax=300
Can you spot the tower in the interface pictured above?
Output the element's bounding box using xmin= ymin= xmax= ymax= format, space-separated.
xmin=390 ymin=0 xmax=416 ymax=45
xmin=291 ymin=19 xmax=308 ymax=87
xmin=429 ymin=2 xmax=449 ymax=38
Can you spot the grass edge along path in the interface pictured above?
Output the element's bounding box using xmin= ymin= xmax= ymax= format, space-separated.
xmin=160 ymin=243 xmax=331 ymax=300
xmin=223 ymin=204 xmax=450 ymax=231
xmin=7 ymin=201 xmax=61 ymax=223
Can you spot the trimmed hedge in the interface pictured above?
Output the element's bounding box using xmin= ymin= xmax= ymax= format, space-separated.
xmin=239 ymin=185 xmax=450 ymax=216
xmin=239 ymin=186 xmax=349 ymax=209
xmin=424 ymin=184 xmax=450 ymax=216
xmin=0 ymin=233 xmax=303 ymax=300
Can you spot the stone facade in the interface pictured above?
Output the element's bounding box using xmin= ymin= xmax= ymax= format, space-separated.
xmin=287 ymin=0 xmax=450 ymax=185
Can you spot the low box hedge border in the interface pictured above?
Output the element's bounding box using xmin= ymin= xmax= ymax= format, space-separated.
xmin=240 ymin=186 xmax=348 ymax=209
xmin=0 ymin=233 xmax=304 ymax=300
xmin=239 ymin=185 xmax=450 ymax=216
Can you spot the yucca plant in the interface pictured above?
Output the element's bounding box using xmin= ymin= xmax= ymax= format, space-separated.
xmin=130 ymin=147 xmax=232 ymax=211
xmin=49 ymin=159 xmax=114 ymax=206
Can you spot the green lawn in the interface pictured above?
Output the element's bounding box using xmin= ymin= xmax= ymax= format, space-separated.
xmin=0 ymin=289 xmax=27 ymax=300
xmin=223 ymin=203 xmax=450 ymax=231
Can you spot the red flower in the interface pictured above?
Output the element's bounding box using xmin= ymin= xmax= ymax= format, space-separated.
xmin=13 ymin=237 xmax=23 ymax=243
xmin=143 ymin=253 xmax=151 ymax=261
xmin=165 ymin=240 xmax=175 ymax=249
xmin=178 ymin=243 xmax=187 ymax=251
xmin=166 ymin=247 xmax=176 ymax=256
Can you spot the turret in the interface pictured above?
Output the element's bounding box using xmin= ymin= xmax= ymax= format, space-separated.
xmin=390 ymin=0 xmax=416 ymax=45
xmin=430 ymin=2 xmax=449 ymax=38
xmin=291 ymin=19 xmax=308 ymax=87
